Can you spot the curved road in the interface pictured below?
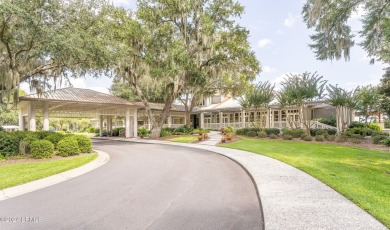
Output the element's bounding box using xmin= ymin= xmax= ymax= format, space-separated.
xmin=0 ymin=141 xmax=263 ymax=229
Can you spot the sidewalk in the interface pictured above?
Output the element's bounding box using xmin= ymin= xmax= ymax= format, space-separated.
xmin=103 ymin=136 xmax=387 ymax=230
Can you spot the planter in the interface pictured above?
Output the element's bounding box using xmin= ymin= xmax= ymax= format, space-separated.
xmin=198 ymin=135 xmax=203 ymax=141
xmin=204 ymin=133 xmax=208 ymax=139
xmin=221 ymin=137 xmax=226 ymax=143
xmin=227 ymin=133 xmax=233 ymax=140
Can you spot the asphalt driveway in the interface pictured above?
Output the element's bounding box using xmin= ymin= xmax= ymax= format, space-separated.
xmin=0 ymin=141 xmax=263 ymax=229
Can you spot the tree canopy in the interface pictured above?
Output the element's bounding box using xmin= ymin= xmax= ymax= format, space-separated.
xmin=302 ymin=0 xmax=390 ymax=64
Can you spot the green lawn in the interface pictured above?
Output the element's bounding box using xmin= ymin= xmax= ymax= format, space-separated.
xmin=0 ymin=154 xmax=97 ymax=189
xmin=221 ymin=138 xmax=390 ymax=227
xmin=168 ymin=135 xmax=198 ymax=143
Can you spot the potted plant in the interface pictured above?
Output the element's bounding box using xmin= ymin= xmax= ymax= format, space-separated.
xmin=198 ymin=135 xmax=203 ymax=141
xmin=204 ymin=133 xmax=208 ymax=139
xmin=138 ymin=128 xmax=149 ymax=139
xmin=221 ymin=137 xmax=226 ymax=143
xmin=227 ymin=133 xmax=233 ymax=140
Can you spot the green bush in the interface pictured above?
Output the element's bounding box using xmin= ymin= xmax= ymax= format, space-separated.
xmin=160 ymin=129 xmax=171 ymax=137
xmin=0 ymin=132 xmax=19 ymax=157
xmin=247 ymin=131 xmax=257 ymax=137
xmin=112 ymin=127 xmax=124 ymax=136
xmin=350 ymin=138 xmax=362 ymax=144
xmin=317 ymin=117 xmax=337 ymax=127
xmin=44 ymin=133 xmax=65 ymax=148
xmin=368 ymin=123 xmax=382 ymax=131
xmin=173 ymin=126 xmax=188 ymax=134
xmin=300 ymin=134 xmax=308 ymax=140
xmin=87 ymin=127 xmax=96 ymax=133
xmin=235 ymin=129 xmax=245 ymax=135
xmin=36 ymin=131 xmax=52 ymax=139
xmin=304 ymin=136 xmax=313 ymax=141
xmin=0 ymin=126 xmax=3 ymax=131
xmin=30 ymin=140 xmax=54 ymax=159
xmin=223 ymin=126 xmax=235 ymax=133
xmin=336 ymin=135 xmax=348 ymax=142
xmin=372 ymin=135 xmax=388 ymax=144
xmin=310 ymin=128 xmax=337 ymax=136
xmin=283 ymin=129 xmax=305 ymax=138
xmin=381 ymin=138 xmax=390 ymax=146
xmin=265 ymin=128 xmax=280 ymax=136
xmin=19 ymin=136 xmax=39 ymax=154
xmin=283 ymin=134 xmax=293 ymax=140
xmin=57 ymin=137 xmax=80 ymax=157
xmin=258 ymin=131 xmax=267 ymax=138
xmin=328 ymin=135 xmax=336 ymax=141
xmin=316 ymin=129 xmax=329 ymax=136
xmin=349 ymin=121 xmax=365 ymax=129
xmin=138 ymin=128 xmax=150 ymax=136
xmin=269 ymin=134 xmax=278 ymax=139
xmin=315 ymin=135 xmax=325 ymax=142
xmin=73 ymin=135 xmax=92 ymax=153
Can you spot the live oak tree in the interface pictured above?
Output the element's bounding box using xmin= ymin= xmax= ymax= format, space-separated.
xmin=0 ymin=0 xmax=116 ymax=105
xmin=302 ymin=0 xmax=390 ymax=64
xmin=378 ymin=68 xmax=390 ymax=116
xmin=277 ymin=72 xmax=327 ymax=134
xmin=356 ymin=85 xmax=381 ymax=124
xmin=115 ymin=0 xmax=260 ymax=138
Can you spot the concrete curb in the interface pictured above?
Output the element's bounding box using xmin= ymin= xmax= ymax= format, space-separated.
xmin=0 ymin=150 xmax=110 ymax=202
xmin=98 ymin=137 xmax=387 ymax=230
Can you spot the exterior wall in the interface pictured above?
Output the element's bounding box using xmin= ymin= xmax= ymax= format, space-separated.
xmin=313 ymin=107 xmax=336 ymax=119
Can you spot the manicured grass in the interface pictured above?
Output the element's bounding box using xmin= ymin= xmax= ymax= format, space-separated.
xmin=0 ymin=154 xmax=97 ymax=190
xmin=221 ymin=138 xmax=390 ymax=227
xmin=168 ymin=135 xmax=198 ymax=143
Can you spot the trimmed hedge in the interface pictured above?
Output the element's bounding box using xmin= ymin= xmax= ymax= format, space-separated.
xmin=57 ymin=137 xmax=80 ymax=157
xmin=265 ymin=128 xmax=280 ymax=136
xmin=315 ymin=135 xmax=325 ymax=142
xmin=283 ymin=134 xmax=293 ymax=140
xmin=269 ymin=134 xmax=278 ymax=139
xmin=44 ymin=133 xmax=65 ymax=148
xmin=310 ymin=128 xmax=337 ymax=136
xmin=73 ymin=135 xmax=92 ymax=153
xmin=30 ymin=140 xmax=54 ymax=159
xmin=247 ymin=131 xmax=257 ymax=137
xmin=304 ymin=136 xmax=313 ymax=141
xmin=258 ymin=131 xmax=267 ymax=138
xmin=282 ymin=129 xmax=305 ymax=138
xmin=19 ymin=136 xmax=39 ymax=154
xmin=372 ymin=135 xmax=388 ymax=144
xmin=0 ymin=132 xmax=19 ymax=157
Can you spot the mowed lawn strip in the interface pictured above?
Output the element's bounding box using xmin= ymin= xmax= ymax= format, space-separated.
xmin=221 ymin=138 xmax=390 ymax=227
xmin=168 ymin=135 xmax=198 ymax=143
xmin=0 ymin=154 xmax=97 ymax=190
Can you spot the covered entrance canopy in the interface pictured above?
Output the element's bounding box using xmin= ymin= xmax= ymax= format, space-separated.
xmin=18 ymin=87 xmax=142 ymax=138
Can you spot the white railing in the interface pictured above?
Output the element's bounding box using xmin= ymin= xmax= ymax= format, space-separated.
xmin=310 ymin=121 xmax=337 ymax=129
xmin=202 ymin=120 xmax=337 ymax=130
xmin=162 ymin=124 xmax=185 ymax=129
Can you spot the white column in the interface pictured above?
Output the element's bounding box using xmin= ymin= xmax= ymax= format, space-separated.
xmin=126 ymin=108 xmax=131 ymax=138
xmin=43 ymin=102 xmax=49 ymax=131
xmin=241 ymin=110 xmax=245 ymax=128
xmin=133 ymin=109 xmax=138 ymax=137
xmin=28 ymin=102 xmax=36 ymax=131
xmin=168 ymin=115 xmax=172 ymax=128
xmin=18 ymin=109 xmax=24 ymax=131
xmin=219 ymin=111 xmax=223 ymax=130
xmin=148 ymin=117 xmax=151 ymax=130
xmin=99 ymin=115 xmax=103 ymax=137
xmin=200 ymin=112 xmax=204 ymax=129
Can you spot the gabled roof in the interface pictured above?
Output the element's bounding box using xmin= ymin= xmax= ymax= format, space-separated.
xmin=20 ymin=87 xmax=143 ymax=106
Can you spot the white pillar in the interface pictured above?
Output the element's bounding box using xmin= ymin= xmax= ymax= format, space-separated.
xmin=108 ymin=116 xmax=112 ymax=136
xmin=168 ymin=115 xmax=172 ymax=128
xmin=18 ymin=109 xmax=24 ymax=131
xmin=99 ymin=115 xmax=103 ymax=137
xmin=43 ymin=102 xmax=49 ymax=131
xmin=126 ymin=108 xmax=131 ymax=138
xmin=200 ymin=112 xmax=204 ymax=129
xmin=148 ymin=117 xmax=151 ymax=130
xmin=28 ymin=102 xmax=36 ymax=131
xmin=219 ymin=111 xmax=223 ymax=130
xmin=133 ymin=109 xmax=138 ymax=137
xmin=241 ymin=110 xmax=245 ymax=128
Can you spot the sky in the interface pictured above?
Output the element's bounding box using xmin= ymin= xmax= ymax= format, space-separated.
xmin=22 ymin=0 xmax=388 ymax=94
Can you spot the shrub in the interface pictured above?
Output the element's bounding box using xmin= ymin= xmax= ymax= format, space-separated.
xmin=223 ymin=126 xmax=235 ymax=133
xmin=318 ymin=117 xmax=337 ymax=127
xmin=160 ymin=129 xmax=171 ymax=137
xmin=350 ymin=138 xmax=362 ymax=144
xmin=30 ymin=140 xmax=54 ymax=159
xmin=265 ymin=128 xmax=280 ymax=136
xmin=112 ymin=127 xmax=124 ymax=136
xmin=173 ymin=126 xmax=188 ymax=134
xmin=372 ymin=135 xmax=388 ymax=144
xmin=57 ymin=137 xmax=80 ymax=157
xmin=19 ymin=136 xmax=39 ymax=154
xmin=328 ymin=135 xmax=336 ymax=141
xmin=283 ymin=135 xmax=293 ymax=140
xmin=0 ymin=132 xmax=19 ymax=157
xmin=282 ymin=129 xmax=304 ymax=138
xmin=315 ymin=135 xmax=325 ymax=142
xmin=247 ymin=131 xmax=257 ymax=137
xmin=300 ymin=134 xmax=308 ymax=140
xmin=0 ymin=126 xmax=3 ymax=131
xmin=73 ymin=135 xmax=92 ymax=153
xmin=310 ymin=128 xmax=337 ymax=136
xmin=368 ymin=123 xmax=382 ymax=131
xmin=138 ymin=128 xmax=150 ymax=136
xmin=336 ymin=135 xmax=348 ymax=142
xmin=304 ymin=136 xmax=313 ymax=141
xmin=235 ymin=129 xmax=245 ymax=135
xmin=258 ymin=131 xmax=267 ymax=138
xmin=349 ymin=121 xmax=365 ymax=129
xmin=269 ymin=134 xmax=278 ymax=139
xmin=44 ymin=133 xmax=65 ymax=148
xmin=316 ymin=129 xmax=329 ymax=136
xmin=381 ymin=138 xmax=390 ymax=146
xmin=36 ymin=131 xmax=52 ymax=139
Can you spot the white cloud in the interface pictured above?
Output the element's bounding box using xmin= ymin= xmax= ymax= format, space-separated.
xmin=111 ymin=0 xmax=134 ymax=6
xmin=258 ymin=38 xmax=273 ymax=48
xmin=277 ymin=29 xmax=284 ymax=35
xmin=284 ymin=13 xmax=297 ymax=28
xmin=273 ymin=72 xmax=300 ymax=84
xmin=263 ymin=66 xmax=278 ymax=73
